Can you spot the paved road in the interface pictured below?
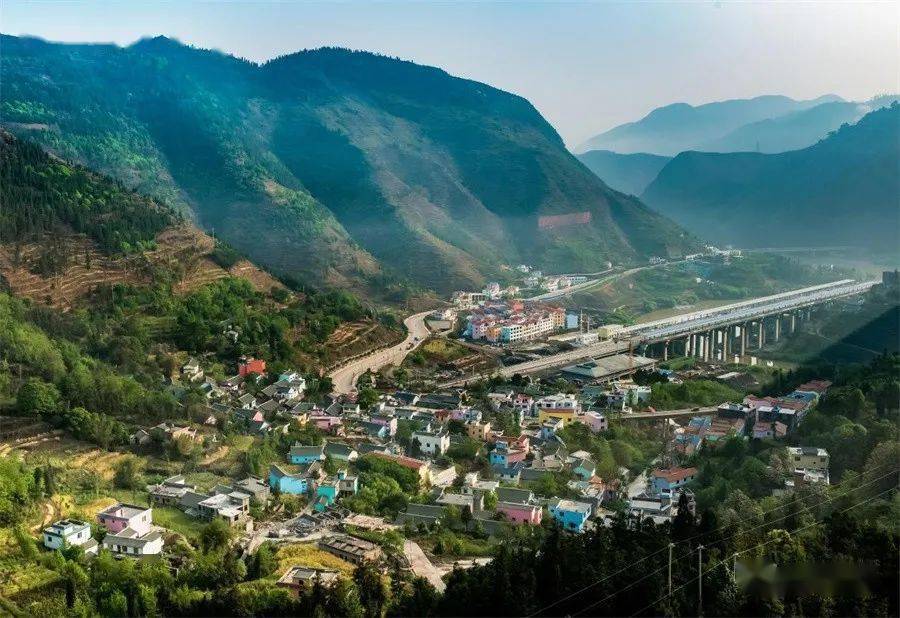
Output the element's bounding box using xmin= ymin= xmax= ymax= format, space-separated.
xmin=403 ymin=540 xmax=446 ymax=592
xmin=330 ymin=310 xmax=432 ymax=394
xmin=525 ymin=269 xmax=614 ymax=301
xmin=615 ymin=406 xmax=719 ymax=421
xmin=526 ymin=261 xmax=683 ymax=302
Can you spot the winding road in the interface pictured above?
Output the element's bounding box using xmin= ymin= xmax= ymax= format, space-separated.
xmin=329 ymin=310 xmax=433 ymax=394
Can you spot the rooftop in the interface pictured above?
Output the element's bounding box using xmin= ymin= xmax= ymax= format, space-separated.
xmin=98 ymin=503 xmax=148 ymax=519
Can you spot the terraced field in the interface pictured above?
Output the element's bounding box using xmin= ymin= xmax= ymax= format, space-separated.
xmin=0 ymin=225 xmax=285 ymax=310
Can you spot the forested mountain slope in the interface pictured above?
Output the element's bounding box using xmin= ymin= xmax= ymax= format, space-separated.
xmin=641 ymin=105 xmax=900 ymax=250
xmin=0 ymin=130 xmax=286 ymax=308
xmin=1 ymin=35 xmax=696 ymax=294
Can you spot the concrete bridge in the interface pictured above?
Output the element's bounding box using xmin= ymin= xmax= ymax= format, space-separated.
xmin=625 ymin=279 xmax=878 ymax=362
xmin=441 ymin=279 xmax=877 ymax=386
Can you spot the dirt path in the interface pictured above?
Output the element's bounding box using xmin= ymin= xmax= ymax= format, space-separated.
xmin=31 ymin=499 xmax=59 ymax=533
xmin=403 ymin=540 xmax=446 ymax=593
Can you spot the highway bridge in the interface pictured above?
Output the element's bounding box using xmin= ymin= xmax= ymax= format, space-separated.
xmin=441 ymin=278 xmax=877 ymax=386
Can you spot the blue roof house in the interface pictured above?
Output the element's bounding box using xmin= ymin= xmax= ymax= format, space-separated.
xmin=548 ymin=498 xmax=592 ymax=532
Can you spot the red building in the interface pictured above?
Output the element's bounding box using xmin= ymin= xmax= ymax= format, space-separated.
xmin=238 ymin=357 xmax=266 ymax=377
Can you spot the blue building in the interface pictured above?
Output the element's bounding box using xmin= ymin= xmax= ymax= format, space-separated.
xmin=650 ymin=467 xmax=697 ymax=494
xmin=269 ymin=462 xmax=322 ymax=495
xmin=289 ymin=444 xmax=325 ymax=465
xmin=548 ymin=498 xmax=592 ymax=532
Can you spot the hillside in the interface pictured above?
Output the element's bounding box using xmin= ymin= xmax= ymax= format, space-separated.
xmin=576 ymin=94 xmax=842 ymax=156
xmin=641 ymin=105 xmax=900 ymax=250
xmin=0 ymin=35 xmax=696 ymax=294
xmin=0 ymin=131 xmax=285 ymax=309
xmin=576 ymin=150 xmax=671 ymax=196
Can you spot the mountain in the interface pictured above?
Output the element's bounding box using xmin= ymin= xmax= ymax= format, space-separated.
xmin=641 ymin=105 xmax=900 ymax=250
xmin=699 ymin=100 xmax=874 ymax=153
xmin=577 ymin=94 xmax=843 ymax=156
xmin=0 ymin=35 xmax=696 ymax=295
xmin=576 ymin=150 xmax=671 ymax=196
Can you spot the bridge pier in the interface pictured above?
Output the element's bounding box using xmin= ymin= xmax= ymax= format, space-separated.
xmin=685 ymin=334 xmax=692 ymax=357
xmin=774 ymin=316 xmax=781 ymax=342
xmin=758 ymin=320 xmax=765 ymax=348
xmin=707 ymin=330 xmax=714 ymax=361
xmin=741 ymin=323 xmax=747 ymax=357
xmin=663 ymin=341 xmax=669 ymax=361
xmin=791 ymin=312 xmax=796 ymax=333
xmin=723 ymin=328 xmax=730 ymax=359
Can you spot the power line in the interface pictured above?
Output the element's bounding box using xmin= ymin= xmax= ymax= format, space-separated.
xmin=526 ymin=543 xmax=672 ymax=616
xmin=627 ymin=486 xmax=897 ymax=617
xmin=571 ymin=548 xmax=699 ymax=617
xmin=534 ymin=467 xmax=897 ymax=617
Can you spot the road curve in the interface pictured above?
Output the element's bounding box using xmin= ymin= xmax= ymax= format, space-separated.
xmin=329 ymin=310 xmax=432 ymax=395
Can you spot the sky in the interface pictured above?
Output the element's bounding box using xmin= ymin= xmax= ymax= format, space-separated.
xmin=3 ymin=1 xmax=897 ymax=147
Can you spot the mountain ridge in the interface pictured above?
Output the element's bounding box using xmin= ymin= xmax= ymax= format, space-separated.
xmin=641 ymin=104 xmax=900 ymax=250
xmin=1 ymin=34 xmax=697 ymax=294
xmin=577 ymin=94 xmax=844 ymax=155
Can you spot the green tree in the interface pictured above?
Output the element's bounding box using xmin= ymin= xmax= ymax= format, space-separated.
xmin=354 ymin=562 xmax=391 ymax=618
xmin=199 ymin=519 xmax=233 ymax=552
xmin=358 ymin=387 xmax=379 ymax=410
xmin=113 ymin=456 xmax=143 ymax=490
xmin=16 ymin=378 xmax=61 ymax=417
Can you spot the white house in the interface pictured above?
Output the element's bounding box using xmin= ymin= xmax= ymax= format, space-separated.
xmin=412 ymin=429 xmax=450 ymax=456
xmin=43 ymin=519 xmax=98 ymax=554
xmin=101 ymin=528 xmax=164 ymax=557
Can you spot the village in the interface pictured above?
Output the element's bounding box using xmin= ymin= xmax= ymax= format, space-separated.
xmin=34 ymin=340 xmax=834 ymax=593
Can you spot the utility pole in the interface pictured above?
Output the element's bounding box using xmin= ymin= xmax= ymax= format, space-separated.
xmin=698 ymin=545 xmax=704 ymax=616
xmin=668 ymin=542 xmax=675 ymax=595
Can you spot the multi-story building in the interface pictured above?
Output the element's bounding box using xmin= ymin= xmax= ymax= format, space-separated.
xmin=548 ymin=498 xmax=592 ymax=532
xmin=43 ymin=519 xmax=98 ymax=554
xmin=412 ymin=429 xmax=450 ymax=456
xmin=650 ymin=467 xmax=698 ymax=494
xmin=97 ymin=504 xmax=163 ymax=557
xmin=535 ymin=394 xmax=581 ymax=424
xmin=787 ymin=447 xmax=830 ymax=476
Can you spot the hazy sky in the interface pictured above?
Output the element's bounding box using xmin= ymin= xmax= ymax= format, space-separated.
xmin=3 ymin=1 xmax=897 ymax=146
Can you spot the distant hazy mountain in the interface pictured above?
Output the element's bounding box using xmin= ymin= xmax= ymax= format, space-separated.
xmin=641 ymin=105 xmax=900 ymax=250
xmin=699 ymin=100 xmax=882 ymax=153
xmin=576 ymin=150 xmax=671 ymax=196
xmin=0 ymin=35 xmax=696 ymax=294
xmin=577 ymin=94 xmax=843 ymax=156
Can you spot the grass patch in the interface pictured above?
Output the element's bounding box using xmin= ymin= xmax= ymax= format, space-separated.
xmin=271 ymin=543 xmax=355 ymax=577
xmin=647 ymin=379 xmax=744 ymax=409
xmin=0 ymin=528 xmax=61 ymax=602
xmin=151 ymin=506 xmax=202 ymax=542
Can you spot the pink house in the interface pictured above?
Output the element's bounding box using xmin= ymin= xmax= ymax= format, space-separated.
xmin=97 ymin=503 xmax=152 ymax=535
xmin=578 ymin=411 xmax=608 ymax=433
xmin=312 ymin=416 xmax=343 ymax=432
xmin=496 ymin=501 xmax=542 ymax=525
xmin=506 ymin=448 xmax=527 ymax=464
xmin=449 ymin=409 xmax=468 ymax=422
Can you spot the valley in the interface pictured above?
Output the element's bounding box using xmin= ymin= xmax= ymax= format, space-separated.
xmin=0 ymin=14 xmax=896 ymax=618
